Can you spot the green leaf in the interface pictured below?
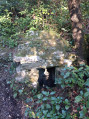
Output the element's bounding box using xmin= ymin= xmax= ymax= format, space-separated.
xmin=80 ymin=91 xmax=83 ymax=95
xmin=7 ymin=81 xmax=11 ymax=84
xmin=51 ymin=101 xmax=55 ymax=104
xmin=83 ymin=106 xmax=87 ymax=113
xmin=36 ymin=100 xmax=41 ymax=103
xmin=86 ymin=101 xmax=89 ymax=108
xmin=10 ymin=83 xmax=13 ymax=88
xmin=43 ymin=97 xmax=48 ymax=101
xmin=36 ymin=112 xmax=41 ymax=117
xmin=64 ymin=72 xmax=70 ymax=78
xmin=25 ymin=98 xmax=33 ymax=103
xmin=56 ymin=105 xmax=60 ymax=110
xmin=50 ymin=91 xmax=56 ymax=95
xmin=18 ymin=89 xmax=23 ymax=95
xmin=37 ymin=94 xmax=43 ymax=99
xmin=79 ymin=110 xmax=85 ymax=118
xmin=85 ymin=78 xmax=89 ymax=86
xmin=42 ymin=91 xmax=49 ymax=96
xmin=75 ymin=96 xmax=82 ymax=103
xmin=86 ymin=117 xmax=89 ymax=119
xmin=66 ymin=113 xmax=71 ymax=119
xmin=84 ymin=92 xmax=89 ymax=97
xmin=41 ymin=104 xmax=45 ymax=109
xmin=79 ymin=73 xmax=84 ymax=78
xmin=79 ymin=67 xmax=83 ymax=71
xmin=86 ymin=88 xmax=89 ymax=92
xmin=77 ymin=107 xmax=81 ymax=111
xmin=25 ymin=111 xmax=28 ymax=117
xmin=47 ymin=113 xmax=52 ymax=117
xmin=64 ymin=99 xmax=69 ymax=104
xmin=30 ymin=111 xmax=36 ymax=118
xmin=13 ymin=93 xmax=17 ymax=98
xmin=65 ymin=105 xmax=70 ymax=110
xmin=62 ymin=110 xmax=66 ymax=118
xmin=46 ymin=104 xmax=51 ymax=109
xmin=43 ymin=110 xmax=48 ymax=115
xmin=51 ymin=97 xmax=57 ymax=101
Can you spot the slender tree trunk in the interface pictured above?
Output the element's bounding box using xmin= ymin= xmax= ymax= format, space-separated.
xmin=68 ymin=0 xmax=84 ymax=57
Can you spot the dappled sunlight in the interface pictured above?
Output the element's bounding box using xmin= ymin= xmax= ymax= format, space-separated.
xmin=0 ymin=0 xmax=89 ymax=118
xmin=71 ymin=14 xmax=79 ymax=22
xmin=30 ymin=47 xmax=37 ymax=56
xmin=14 ymin=30 xmax=70 ymax=67
xmin=73 ymin=28 xmax=77 ymax=33
xmin=47 ymin=40 xmax=57 ymax=47
xmin=77 ymin=33 xmax=82 ymax=40
xmin=77 ymin=23 xmax=82 ymax=29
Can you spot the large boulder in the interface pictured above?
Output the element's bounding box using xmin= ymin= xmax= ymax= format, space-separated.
xmin=13 ymin=30 xmax=76 ymax=88
xmin=14 ymin=30 xmax=73 ymax=67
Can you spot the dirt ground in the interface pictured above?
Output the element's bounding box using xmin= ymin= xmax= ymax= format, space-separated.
xmin=0 ymin=62 xmax=25 ymax=119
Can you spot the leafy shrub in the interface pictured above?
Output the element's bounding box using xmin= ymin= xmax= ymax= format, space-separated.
xmin=56 ymin=64 xmax=89 ymax=89
xmin=0 ymin=15 xmax=18 ymax=47
xmin=25 ymin=90 xmax=71 ymax=119
xmin=14 ymin=16 xmax=31 ymax=32
xmin=55 ymin=64 xmax=89 ymax=118
xmin=8 ymin=63 xmax=89 ymax=119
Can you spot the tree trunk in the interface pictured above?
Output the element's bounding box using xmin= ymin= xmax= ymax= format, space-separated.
xmin=68 ymin=0 xmax=84 ymax=57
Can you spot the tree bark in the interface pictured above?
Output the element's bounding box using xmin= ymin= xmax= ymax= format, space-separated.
xmin=68 ymin=0 xmax=84 ymax=57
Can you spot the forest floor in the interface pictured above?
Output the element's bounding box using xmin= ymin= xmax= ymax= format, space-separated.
xmin=0 ymin=62 xmax=26 ymax=119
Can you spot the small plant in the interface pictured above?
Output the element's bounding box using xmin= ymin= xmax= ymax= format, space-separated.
xmin=55 ymin=64 xmax=89 ymax=118
xmin=56 ymin=64 xmax=89 ymax=89
xmin=24 ymin=90 xmax=71 ymax=119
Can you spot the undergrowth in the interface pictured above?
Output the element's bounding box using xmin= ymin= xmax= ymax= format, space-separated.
xmin=7 ymin=64 xmax=89 ymax=119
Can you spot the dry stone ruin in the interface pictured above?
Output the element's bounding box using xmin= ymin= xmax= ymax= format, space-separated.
xmin=13 ymin=30 xmax=76 ymax=89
